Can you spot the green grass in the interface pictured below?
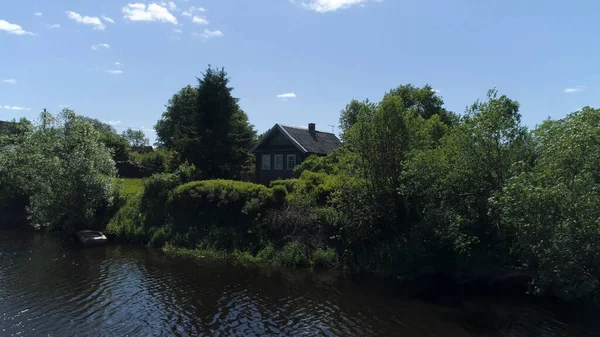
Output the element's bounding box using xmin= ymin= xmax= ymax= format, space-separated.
xmin=120 ymin=178 xmax=144 ymax=196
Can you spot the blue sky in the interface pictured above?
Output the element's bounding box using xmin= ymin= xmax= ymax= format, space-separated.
xmin=1 ymin=0 xmax=600 ymax=143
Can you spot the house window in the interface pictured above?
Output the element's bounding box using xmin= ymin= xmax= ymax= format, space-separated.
xmin=287 ymin=154 xmax=297 ymax=170
xmin=274 ymin=155 xmax=284 ymax=170
xmin=262 ymin=154 xmax=271 ymax=170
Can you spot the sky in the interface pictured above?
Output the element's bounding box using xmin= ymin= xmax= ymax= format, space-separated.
xmin=2 ymin=0 xmax=600 ymax=143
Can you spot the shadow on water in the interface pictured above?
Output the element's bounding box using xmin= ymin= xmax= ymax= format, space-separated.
xmin=1 ymin=229 xmax=599 ymax=337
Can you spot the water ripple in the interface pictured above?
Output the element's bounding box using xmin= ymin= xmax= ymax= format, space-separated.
xmin=1 ymin=230 xmax=598 ymax=337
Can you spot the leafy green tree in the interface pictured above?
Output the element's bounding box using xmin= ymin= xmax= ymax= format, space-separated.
xmin=494 ymin=107 xmax=600 ymax=300
xmin=386 ymin=84 xmax=458 ymax=126
xmin=0 ymin=109 xmax=119 ymax=234
xmin=75 ymin=116 xmax=129 ymax=161
xmin=338 ymin=99 xmax=376 ymax=138
xmin=155 ymin=66 xmax=256 ymax=179
xmin=404 ymin=89 xmax=529 ymax=265
xmin=343 ymin=91 xmax=448 ymax=233
xmin=123 ymin=128 xmax=150 ymax=147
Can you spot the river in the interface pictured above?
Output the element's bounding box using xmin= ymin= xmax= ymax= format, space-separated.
xmin=0 ymin=230 xmax=598 ymax=337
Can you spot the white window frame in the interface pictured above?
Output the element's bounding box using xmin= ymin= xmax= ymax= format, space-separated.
xmin=261 ymin=154 xmax=271 ymax=170
xmin=274 ymin=154 xmax=284 ymax=170
xmin=287 ymin=154 xmax=297 ymax=170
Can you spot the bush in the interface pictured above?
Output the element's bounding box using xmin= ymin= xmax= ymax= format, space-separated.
xmin=271 ymin=185 xmax=288 ymax=206
xmin=149 ymin=226 xmax=172 ymax=248
xmin=269 ymin=179 xmax=302 ymax=193
xmin=311 ymin=248 xmax=340 ymax=269
xmin=167 ymin=180 xmax=279 ymax=235
xmin=106 ymin=193 xmax=147 ymax=242
xmin=275 ymin=241 xmax=310 ymax=268
xmin=295 ymin=171 xmax=341 ymax=206
xmin=141 ymin=173 xmax=181 ymax=226
xmin=138 ymin=151 xmax=167 ymax=176
xmin=174 ymin=161 xmax=200 ymax=184
xmin=256 ymin=243 xmax=277 ymax=263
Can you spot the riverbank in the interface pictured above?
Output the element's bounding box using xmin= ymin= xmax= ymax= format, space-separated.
xmin=4 ymin=229 xmax=598 ymax=337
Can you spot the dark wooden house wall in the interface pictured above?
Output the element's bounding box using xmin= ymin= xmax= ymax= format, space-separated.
xmin=253 ymin=131 xmax=304 ymax=185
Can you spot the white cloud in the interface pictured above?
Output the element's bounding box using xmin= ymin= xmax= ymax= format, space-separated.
xmin=1 ymin=105 xmax=30 ymax=111
xmin=168 ymin=1 xmax=179 ymax=11
xmin=200 ymin=29 xmax=223 ymax=38
xmin=173 ymin=28 xmax=183 ymax=33
xmin=108 ymin=120 xmax=122 ymax=125
xmin=114 ymin=62 xmax=123 ymax=66
xmin=49 ymin=24 xmax=61 ymax=28
xmin=122 ymin=3 xmax=178 ymax=24
xmin=182 ymin=6 xmax=205 ymax=16
xmin=192 ymin=16 xmax=209 ymax=24
xmin=564 ymin=85 xmax=586 ymax=93
xmin=432 ymin=89 xmax=440 ymax=94
xmin=107 ymin=70 xmax=123 ymax=75
xmin=91 ymin=43 xmax=110 ymax=50
xmin=34 ymin=12 xmax=42 ymax=17
xmin=277 ymin=92 xmax=297 ymax=99
xmin=300 ymin=0 xmax=379 ymax=12
xmin=102 ymin=15 xmax=115 ymax=24
xmin=2 ymin=79 xmax=17 ymax=84
xmin=66 ymin=11 xmax=106 ymax=30
xmin=0 ymin=19 xmax=36 ymax=35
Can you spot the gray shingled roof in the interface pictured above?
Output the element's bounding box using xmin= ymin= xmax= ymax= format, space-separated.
xmin=278 ymin=124 xmax=341 ymax=154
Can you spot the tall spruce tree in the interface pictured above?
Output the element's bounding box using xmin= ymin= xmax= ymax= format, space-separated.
xmin=155 ymin=66 xmax=255 ymax=179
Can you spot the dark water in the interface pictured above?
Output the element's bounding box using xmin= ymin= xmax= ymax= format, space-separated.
xmin=0 ymin=230 xmax=598 ymax=337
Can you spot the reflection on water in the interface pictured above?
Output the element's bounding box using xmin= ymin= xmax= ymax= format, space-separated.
xmin=0 ymin=230 xmax=597 ymax=337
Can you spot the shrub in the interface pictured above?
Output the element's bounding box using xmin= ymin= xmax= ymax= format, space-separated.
xmin=256 ymin=243 xmax=277 ymax=263
xmin=149 ymin=226 xmax=172 ymax=248
xmin=106 ymin=193 xmax=147 ymax=242
xmin=264 ymin=196 xmax=324 ymax=249
xmin=138 ymin=151 xmax=167 ymax=176
xmin=275 ymin=241 xmax=310 ymax=268
xmin=140 ymin=173 xmax=181 ymax=227
xmin=311 ymin=248 xmax=340 ymax=270
xmin=295 ymin=171 xmax=341 ymax=206
xmin=174 ymin=161 xmax=200 ymax=184
xmin=167 ymin=180 xmax=277 ymax=235
xmin=271 ymin=185 xmax=287 ymax=206
xmin=269 ymin=179 xmax=302 ymax=194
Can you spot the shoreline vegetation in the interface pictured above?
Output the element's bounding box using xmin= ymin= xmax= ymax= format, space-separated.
xmin=2 ymin=66 xmax=600 ymax=305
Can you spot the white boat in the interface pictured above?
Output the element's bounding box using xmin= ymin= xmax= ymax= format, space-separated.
xmin=75 ymin=230 xmax=108 ymax=246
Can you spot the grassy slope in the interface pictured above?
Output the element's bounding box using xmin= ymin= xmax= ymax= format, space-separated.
xmin=119 ymin=178 xmax=144 ymax=196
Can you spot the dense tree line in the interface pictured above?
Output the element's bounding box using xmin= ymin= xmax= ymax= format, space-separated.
xmin=2 ymin=66 xmax=600 ymax=302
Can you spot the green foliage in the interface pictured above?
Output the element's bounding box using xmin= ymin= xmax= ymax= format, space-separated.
xmin=339 ymin=99 xmax=376 ymax=139
xmin=293 ymin=152 xmax=342 ymax=176
xmin=0 ymin=110 xmax=119 ymax=234
xmin=130 ymin=150 xmax=167 ymax=176
xmin=101 ymin=132 xmax=130 ymax=161
xmin=385 ymin=84 xmax=458 ymax=126
xmin=174 ymin=161 xmax=200 ymax=183
xmin=269 ymin=179 xmax=302 ymax=194
xmin=271 ymin=185 xmax=288 ymax=206
xmin=275 ymin=241 xmax=310 ymax=268
xmin=123 ymin=128 xmax=149 ymax=147
xmin=120 ymin=178 xmax=144 ymax=196
xmin=76 ymin=116 xmax=129 ymax=161
xmin=155 ymin=66 xmax=256 ymax=180
xmin=311 ymin=248 xmax=340 ymax=269
xmin=494 ymin=107 xmax=600 ymax=301
xmin=149 ymin=226 xmax=172 ymax=248
xmin=167 ymin=180 xmax=277 ymax=234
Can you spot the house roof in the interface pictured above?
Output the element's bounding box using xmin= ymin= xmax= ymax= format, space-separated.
xmin=252 ymin=123 xmax=341 ymax=155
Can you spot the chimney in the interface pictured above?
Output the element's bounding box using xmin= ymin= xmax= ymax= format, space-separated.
xmin=308 ymin=123 xmax=315 ymax=133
